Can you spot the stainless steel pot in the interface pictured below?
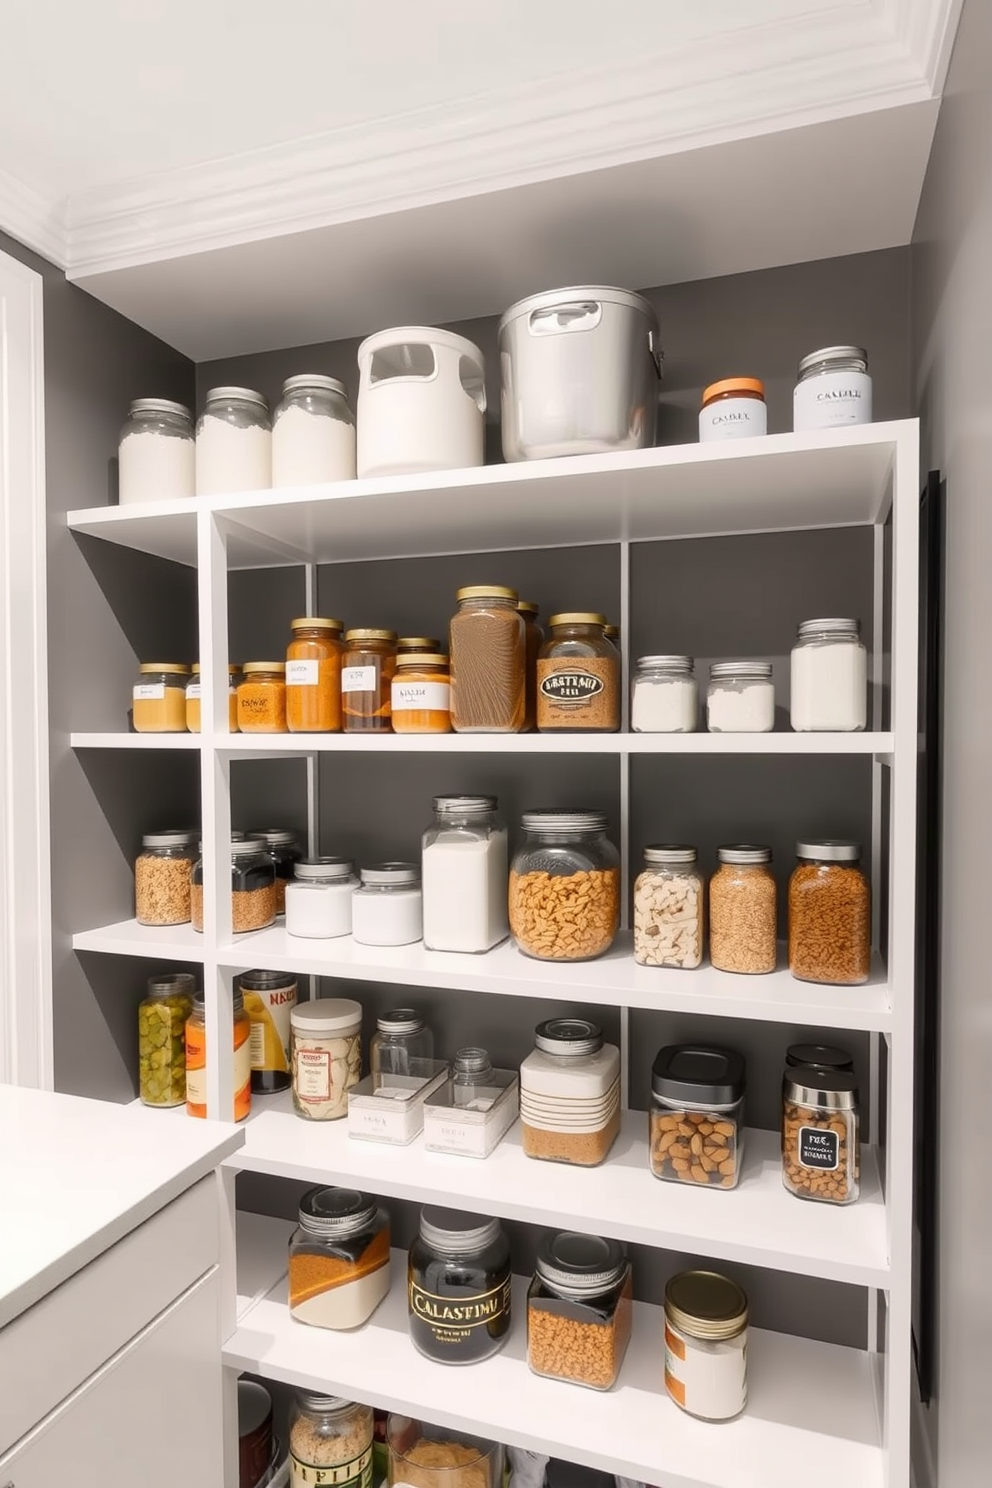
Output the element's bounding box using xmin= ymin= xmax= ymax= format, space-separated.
xmin=499 ymin=286 xmax=663 ymax=462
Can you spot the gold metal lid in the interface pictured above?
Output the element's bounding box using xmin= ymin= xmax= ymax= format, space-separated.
xmin=395 ymin=652 xmax=448 ymax=667
xmin=190 ymin=665 xmax=200 ymax=675
xmin=192 ymin=664 xmax=240 ymax=674
xmin=548 ymin=612 xmax=608 ymax=628
xmin=241 ymin=661 xmax=286 ymax=674
xmin=344 ymin=628 xmax=397 ymax=642
xmin=664 ymin=1270 xmax=748 ymax=1340
xmin=139 ymin=663 xmax=189 ymax=675
xmin=603 ymin=625 xmax=619 ymax=639
xmin=290 ymin=616 xmax=344 ymax=631
xmin=455 ymin=585 xmax=518 ymax=602
xmin=397 ymin=636 xmax=441 ymax=649
xmin=517 ymin=600 xmax=539 ymax=615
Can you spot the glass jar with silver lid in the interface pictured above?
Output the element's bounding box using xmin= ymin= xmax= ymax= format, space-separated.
xmin=527 ymin=1231 xmax=633 ymax=1390
xmin=351 ymin=862 xmax=422 ymax=947
xmin=793 ymin=346 xmax=872 ymax=432
xmin=790 ymin=617 xmax=867 ymax=732
xmin=272 ymin=373 xmax=356 ymax=487
xmin=119 ymin=399 xmax=195 ymax=505
xmin=631 ymin=655 xmax=697 ymax=733
xmin=284 ymin=857 xmax=357 ymax=940
xmin=370 ymin=1008 xmax=434 ymax=1078
xmin=782 ymin=1065 xmax=860 ymax=1205
xmin=195 ymin=386 xmax=272 ymax=496
xmin=706 ymin=661 xmax=775 ymax=733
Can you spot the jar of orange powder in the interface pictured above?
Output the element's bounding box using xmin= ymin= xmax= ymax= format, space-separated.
xmin=286 ymin=617 xmax=344 ymax=732
xmin=391 ymin=653 xmax=451 ymax=734
xmin=238 ymin=662 xmax=287 ymax=732
xmin=186 ymin=665 xmax=240 ymax=732
xmin=185 ymin=991 xmax=251 ymax=1121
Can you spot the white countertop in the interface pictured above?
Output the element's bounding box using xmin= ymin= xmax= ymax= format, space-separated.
xmin=0 ymin=1084 xmax=244 ymax=1329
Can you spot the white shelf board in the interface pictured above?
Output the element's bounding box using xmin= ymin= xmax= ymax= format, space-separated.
xmin=72 ymin=919 xmax=206 ymax=961
xmin=236 ymin=1211 xmax=294 ymax=1323
xmin=232 ymin=1096 xmax=887 ymax=1287
xmin=70 ymin=732 xmax=201 ymax=750
xmin=214 ymin=731 xmax=895 ymax=758
xmin=66 ymin=423 xmax=904 ymax=570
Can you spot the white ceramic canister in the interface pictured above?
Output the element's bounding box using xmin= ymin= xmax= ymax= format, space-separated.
xmin=790 ymin=617 xmax=867 ymax=731
xmin=356 ymin=327 xmax=486 ymax=478
xmin=351 ymin=862 xmax=423 ymax=947
xmin=698 ymin=378 xmax=767 ymax=442
xmin=284 ymin=857 xmax=357 ymax=939
xmin=793 ymin=346 xmax=872 ymax=431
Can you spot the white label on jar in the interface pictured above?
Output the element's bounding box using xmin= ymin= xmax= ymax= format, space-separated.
xmin=342 ymin=665 xmax=377 ymax=693
xmin=286 ymin=659 xmax=319 ymax=686
xmin=665 ymin=1318 xmax=747 ymax=1420
xmin=295 ymin=1048 xmax=331 ymax=1101
xmin=133 ymin=683 xmax=165 ymax=700
xmin=186 ymin=682 xmax=202 ymax=699
xmin=185 ymin=1066 xmax=206 ymax=1105
xmin=699 ymin=397 xmax=767 ymax=442
xmin=233 ymin=1035 xmax=251 ymax=1101
xmin=391 ymin=680 xmax=450 ymax=711
xmin=794 ymin=370 xmax=872 ymax=431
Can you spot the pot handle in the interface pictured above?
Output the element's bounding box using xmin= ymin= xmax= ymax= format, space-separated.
xmin=648 ymin=329 xmax=665 ymax=381
xmin=528 ymin=301 xmax=602 ymax=335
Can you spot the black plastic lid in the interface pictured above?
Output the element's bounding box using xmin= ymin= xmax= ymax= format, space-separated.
xmin=651 ymin=1045 xmax=746 ymax=1105
xmin=786 ymin=1043 xmax=854 ymax=1072
xmin=536 ymin=1231 xmax=626 ymax=1295
xmin=239 ymin=968 xmax=296 ymax=991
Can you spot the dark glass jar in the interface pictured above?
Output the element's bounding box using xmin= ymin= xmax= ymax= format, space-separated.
xmin=190 ymin=839 xmax=277 ymax=934
xmin=408 ymin=1206 xmax=511 ymax=1365
xmin=517 ymin=600 xmax=543 ymax=732
xmin=239 ymin=968 xmax=297 ymax=1094
xmin=246 ymin=827 xmax=303 ymax=915
xmin=527 ymin=1231 xmax=632 ymax=1390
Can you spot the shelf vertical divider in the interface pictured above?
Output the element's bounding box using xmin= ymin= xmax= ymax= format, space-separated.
xmin=619 ymin=537 xmax=631 ymax=1109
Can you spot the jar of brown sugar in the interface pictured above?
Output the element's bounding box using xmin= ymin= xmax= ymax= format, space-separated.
xmin=286 ymin=616 xmax=344 ymax=733
xmin=788 ymin=839 xmax=870 ymax=985
xmin=782 ymin=1065 xmax=860 ymax=1205
xmin=519 ymin=1018 xmax=621 ymax=1167
xmin=537 ymin=613 xmax=620 ymax=733
xmin=238 ymin=662 xmax=287 ymax=732
xmin=517 ymin=600 xmax=543 ymax=732
xmin=709 ymin=844 xmax=777 ymax=974
xmin=449 ymin=585 xmax=525 ymax=733
xmin=342 ymin=628 xmax=397 ymax=732
xmin=132 ymin=663 xmax=189 ymax=732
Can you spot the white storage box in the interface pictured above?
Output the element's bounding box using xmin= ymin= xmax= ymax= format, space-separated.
xmin=356 ymin=326 xmax=486 ymax=477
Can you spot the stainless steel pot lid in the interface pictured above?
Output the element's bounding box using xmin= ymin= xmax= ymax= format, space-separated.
xmin=499 ymin=285 xmax=660 ymax=333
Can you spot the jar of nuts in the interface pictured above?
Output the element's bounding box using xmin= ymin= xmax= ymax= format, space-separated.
xmin=788 ymin=839 xmax=871 ymax=985
xmin=135 ymin=830 xmax=196 ymax=926
xmin=709 ymin=844 xmax=777 ymax=974
xmin=509 ymin=810 xmax=620 ymax=962
xmin=633 ymin=844 xmax=705 ymax=968
xmin=649 ymin=1045 xmax=746 ymax=1189
xmin=527 ymin=1231 xmax=632 ymax=1390
xmin=782 ymin=1065 xmax=860 ymax=1205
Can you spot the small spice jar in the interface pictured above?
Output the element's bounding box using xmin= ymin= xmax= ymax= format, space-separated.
xmin=422 ymin=795 xmax=508 ymax=953
xmin=387 ymin=1418 xmax=504 ymax=1488
xmin=793 ymin=345 xmax=872 ymax=432
xmin=285 ymin=857 xmax=357 ymax=939
xmin=707 ymin=661 xmax=775 ymax=732
xmin=195 ymin=386 xmax=272 ymax=496
xmin=709 ymin=844 xmax=777 ymax=974
xmin=698 ymin=377 xmax=767 ymax=442
xmin=649 ymin=1045 xmax=746 ymax=1189
xmin=247 ymin=827 xmax=303 ymax=915
xmin=272 ymin=374 xmax=356 ymax=487
xmin=342 ymin=629 xmax=398 ymax=733
xmin=352 ymin=862 xmax=423 ymax=947
xmin=371 ymin=1009 xmax=434 ymax=1077
xmin=788 ymin=839 xmax=871 ymax=985
xmin=238 ymin=662 xmax=287 ymax=732
xmin=790 ymin=617 xmax=868 ymax=732
xmin=288 ymin=1186 xmax=391 ymax=1330
xmin=664 ymin=1270 xmax=748 ymax=1421
xmin=520 ymin=1018 xmax=621 ymax=1167
xmin=185 ymin=664 xmax=240 ymax=733
xmin=239 ymin=969 xmax=297 ymax=1094
xmin=782 ymin=1065 xmax=860 ymax=1205
xmin=527 ymin=1231 xmax=632 ymax=1391
xmin=537 ymin=613 xmax=620 ymax=733
xmin=138 ymin=972 xmax=195 ymax=1108
xmin=391 ymin=652 xmax=451 ymax=734
xmin=190 ymin=839 xmax=278 ymax=934
xmin=408 ymin=1206 xmax=512 ymax=1365
xmin=135 ymin=829 xmax=196 ymax=926
xmin=289 ymin=1392 xmax=374 ymax=1488
xmin=397 ymin=636 xmax=441 ymax=656
xmin=118 ymin=398 xmax=195 ymax=505
xmin=185 ymin=991 xmax=251 ymax=1122
xmin=290 ymin=997 xmax=363 ymax=1121
xmin=423 ymin=1049 xmax=520 ymax=1159
xmin=633 ymin=844 xmax=705 ymax=968
xmin=630 ymin=655 xmax=698 ymax=733
xmin=132 ymin=663 xmax=189 ymax=733
xmin=449 ymin=585 xmax=525 ymax=733
xmin=286 ymin=616 xmax=345 ymax=733
xmin=509 ymin=810 xmax=620 ymax=962
xmin=517 ymin=600 xmax=544 ymax=732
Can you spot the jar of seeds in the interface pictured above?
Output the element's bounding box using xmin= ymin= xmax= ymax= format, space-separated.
xmin=135 ymin=830 xmax=196 ymax=926
xmin=709 ymin=844 xmax=777 ymax=974
xmin=633 ymin=845 xmax=705 ymax=968
xmin=190 ymin=839 xmax=277 ymax=934
xmin=138 ymin=973 xmax=195 ymax=1107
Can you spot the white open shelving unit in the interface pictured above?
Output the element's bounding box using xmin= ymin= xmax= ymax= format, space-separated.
xmin=67 ymin=420 xmax=919 ymax=1488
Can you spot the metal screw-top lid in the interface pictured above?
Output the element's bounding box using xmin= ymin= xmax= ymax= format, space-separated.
xmin=248 ymin=828 xmax=299 ymax=846
xmin=796 ymin=617 xmax=861 ymax=640
xmin=717 ymin=843 xmax=772 ymax=865
xmin=146 ymin=972 xmax=196 ymax=998
xmin=344 ymin=628 xmax=398 ymax=643
xmin=376 ymin=1008 xmax=425 ymax=1036
xmin=129 ymin=398 xmax=193 ymax=420
xmin=433 ymin=794 xmax=497 ymax=817
xmin=290 ymin=616 xmax=344 ymax=632
xmin=231 ymin=838 xmax=269 ymax=858
xmin=536 ymin=1231 xmax=627 ymax=1297
xmin=298 ymin=1185 xmax=378 ymax=1237
xmin=643 ymin=844 xmax=697 ymax=866
xmin=520 ymin=809 xmax=607 ymax=834
xmin=238 ymin=968 xmax=296 ymax=992
xmin=282 ymin=373 xmax=348 ymax=398
xmin=141 ymin=830 xmax=196 ymax=848
xmin=294 ymin=856 xmax=355 ymax=882
xmin=204 ymin=385 xmax=268 ymax=409
xmin=547 ymin=612 xmax=608 ymax=628
xmin=295 ymin=1390 xmax=356 ymax=1416
xmin=453 ymin=1047 xmax=494 ymax=1081
xmin=396 ymin=653 xmax=448 ymax=668
xmin=241 ymin=661 xmax=286 ymax=674
xmin=192 ymin=991 xmax=244 ymax=1015
xmin=652 ymin=1045 xmax=746 ymax=1107
xmin=535 ymin=1018 xmax=603 ymax=1057
xmin=419 ymin=1205 xmax=502 ymax=1255
xmin=665 ymin=1270 xmax=748 ymax=1341
xmin=797 ymin=346 xmax=868 ymax=378
xmin=636 ymin=655 xmax=694 ymax=674
xmin=709 ymin=660 xmax=773 ymax=680
xmin=139 ymin=662 xmax=190 ymax=674
xmin=786 ymin=1043 xmax=854 ymax=1073
xmin=455 ymin=585 xmax=518 ymax=602
xmin=795 ymin=839 xmax=862 ymax=862
xmin=359 ymin=861 xmax=420 ymax=886
xmin=784 ymin=1066 xmax=859 ymax=1111
xmin=397 ymin=636 xmax=442 ymax=650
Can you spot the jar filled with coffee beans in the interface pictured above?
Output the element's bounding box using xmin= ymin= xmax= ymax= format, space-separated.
xmin=782 ymin=1064 xmax=860 ymax=1205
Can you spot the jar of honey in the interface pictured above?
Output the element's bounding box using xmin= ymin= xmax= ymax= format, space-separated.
xmin=186 ymin=664 xmax=240 ymax=732
xmin=238 ymin=662 xmax=288 ymax=732
xmin=342 ymin=629 xmax=397 ymax=733
xmin=286 ymin=617 xmax=344 ymax=733
xmin=391 ymin=653 xmax=451 ymax=734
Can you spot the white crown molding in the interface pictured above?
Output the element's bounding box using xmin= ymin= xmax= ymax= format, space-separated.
xmin=0 ymin=166 xmax=67 ymax=269
xmin=880 ymin=0 xmax=965 ymax=91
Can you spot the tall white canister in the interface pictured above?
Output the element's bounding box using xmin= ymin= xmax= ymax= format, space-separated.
xmin=356 ymin=327 xmax=486 ymax=478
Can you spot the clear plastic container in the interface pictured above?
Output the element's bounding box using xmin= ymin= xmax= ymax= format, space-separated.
xmin=272 ymin=374 xmax=356 ymax=487
xmin=520 ymin=1018 xmax=621 ymax=1167
xmin=288 ymin=1186 xmax=390 ymax=1329
xmin=527 ymin=1231 xmax=632 ymax=1390
xmin=422 ymin=795 xmax=508 ymax=953
xmin=709 ymin=844 xmax=777 ymax=974
xmin=137 ymin=972 xmax=195 ymax=1107
xmin=370 ymin=1009 xmax=434 ymax=1078
xmin=790 ymin=617 xmax=867 ymax=732
xmin=630 ymin=655 xmax=698 ymax=733
xmin=633 ymin=844 xmax=705 ymax=968
xmin=190 ymin=839 xmax=277 ymax=934
xmin=288 ymin=1392 xmax=373 ymax=1486
xmin=782 ymin=1065 xmax=860 ymax=1204
xmin=788 ymin=839 xmax=871 ymax=985
xmin=423 ymin=1049 xmax=520 ymax=1158
xmin=247 ymin=827 xmax=303 ymax=916
xmin=195 ymin=386 xmax=271 ymax=496
xmin=707 ymin=661 xmax=775 ymax=732
xmin=509 ymin=810 xmax=619 ymax=962
xmin=118 ymin=398 xmax=195 ymax=505
xmin=649 ymin=1045 xmax=746 ymax=1188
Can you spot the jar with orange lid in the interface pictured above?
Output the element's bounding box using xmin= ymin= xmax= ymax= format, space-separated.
xmin=186 ymin=664 xmax=240 ymax=732
xmin=342 ymin=629 xmax=397 ymax=733
xmin=286 ymin=616 xmax=344 ymax=733
xmin=391 ymin=653 xmax=451 ymax=734
xmin=238 ymin=662 xmax=287 ymax=732
xmin=449 ymin=585 xmax=525 ymax=733
xmin=517 ymin=600 xmax=543 ymax=732
xmin=185 ymin=991 xmax=251 ymax=1122
xmin=132 ymin=663 xmax=189 ymax=732
xmin=698 ymin=378 xmax=767 ymax=442
xmin=537 ymin=613 xmax=620 ymax=733
xmin=397 ymin=636 xmax=441 ymax=656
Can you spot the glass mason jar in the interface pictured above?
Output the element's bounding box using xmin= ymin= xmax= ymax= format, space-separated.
xmin=449 ymin=585 xmax=525 ymax=733
xmin=603 ymin=623 xmax=620 ymax=650
xmin=790 ymin=617 xmax=868 ymax=732
xmin=709 ymin=844 xmax=777 ymax=974
xmin=286 ymin=616 xmax=344 ymax=733
xmin=239 ymin=969 xmax=297 ymax=1094
xmin=631 ymin=655 xmax=698 ymax=733
xmin=422 ymin=794 xmax=508 ymax=953
xmin=272 ymin=374 xmax=356 ymax=487
xmin=351 ymin=863 xmax=423 ymax=946
xmin=118 ymin=398 xmax=195 ymax=505
xmin=789 ymin=839 xmax=871 ymax=985
xmin=190 ymin=839 xmax=277 ymax=934
xmin=132 ymin=663 xmax=190 ymax=733
xmin=391 ymin=652 xmax=451 ymax=734
xmin=527 ymin=1231 xmax=632 ymax=1390
xmin=397 ymin=636 xmax=442 ymax=655
xmin=246 ymin=827 xmax=303 ymax=916
xmin=285 ymin=856 xmax=357 ymax=939
xmin=289 ymin=1391 xmax=374 ymax=1488
xmin=517 ymin=600 xmax=543 ymax=732
xmin=237 ymin=662 xmax=287 ymax=733
xmin=649 ymin=1044 xmax=746 ymax=1189
xmin=633 ymin=844 xmax=705 ymax=968
xmin=185 ymin=991 xmax=251 ymax=1122
xmin=288 ymin=1186 xmax=391 ymax=1330
xmin=698 ymin=377 xmax=767 ymax=442
xmin=707 ymin=661 xmax=775 ymax=732
xmin=408 ymin=1206 xmax=512 ymax=1365
xmin=138 ymin=972 xmax=195 ymax=1107
xmin=509 ymin=810 xmax=620 ymax=962
xmin=664 ymin=1270 xmax=749 ymax=1421
xmin=782 ymin=1065 xmax=860 ymax=1205
xmin=134 ymin=829 xmax=196 ymax=926
xmin=195 ymin=386 xmax=272 ymax=496
xmin=184 ymin=664 xmax=240 ymax=733
xmin=519 ymin=1018 xmax=621 ymax=1167
xmin=537 ymin=612 xmax=620 ymax=733
xmin=290 ymin=997 xmax=363 ymax=1121
xmin=387 ymin=1418 xmax=504 ymax=1488
xmin=342 ymin=629 xmax=398 ymax=733
xmin=371 ymin=1009 xmax=434 ymax=1080
xmin=793 ymin=345 xmax=872 ymax=432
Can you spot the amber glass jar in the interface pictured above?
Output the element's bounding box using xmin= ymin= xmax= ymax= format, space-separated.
xmin=133 ymin=664 xmax=189 ymax=733
xmin=449 ymin=585 xmax=525 ymax=733
xmin=517 ymin=600 xmax=543 ymax=732
xmin=186 ymin=664 xmax=240 ymax=732
xmin=391 ymin=653 xmax=451 ymax=734
xmin=185 ymin=991 xmax=251 ymax=1122
xmin=238 ymin=662 xmax=287 ymax=732
xmin=342 ymin=629 xmax=397 ymax=733
xmin=286 ymin=617 xmax=344 ymax=733
xmin=537 ymin=613 xmax=620 ymax=733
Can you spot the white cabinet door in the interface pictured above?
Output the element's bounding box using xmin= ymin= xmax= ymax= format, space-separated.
xmin=0 ymin=1269 xmax=223 ymax=1487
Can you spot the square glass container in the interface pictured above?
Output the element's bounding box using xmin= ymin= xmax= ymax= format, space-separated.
xmin=423 ymin=1068 xmax=519 ymax=1158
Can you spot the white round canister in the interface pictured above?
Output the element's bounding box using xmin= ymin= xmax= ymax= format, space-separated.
xmin=356 ymin=326 xmax=486 ymax=478
xmin=793 ymin=346 xmax=872 ymax=431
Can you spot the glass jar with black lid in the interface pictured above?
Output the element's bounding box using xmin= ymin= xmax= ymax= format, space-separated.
xmin=785 ymin=1043 xmax=854 ymax=1073
xmin=408 ymin=1206 xmax=511 ymax=1365
xmin=246 ymin=827 xmax=303 ymax=916
xmin=288 ymin=1186 xmax=391 ymax=1330
xmin=527 ymin=1231 xmax=632 ymax=1390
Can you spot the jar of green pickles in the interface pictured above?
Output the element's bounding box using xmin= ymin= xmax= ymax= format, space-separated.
xmin=138 ymin=973 xmax=196 ymax=1107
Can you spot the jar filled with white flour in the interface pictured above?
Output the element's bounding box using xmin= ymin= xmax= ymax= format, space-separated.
xmin=793 ymin=346 xmax=872 ymax=431
xmin=631 ymin=656 xmax=698 ymax=733
xmin=195 ymin=386 xmax=272 ymax=496
xmin=272 ymin=374 xmax=356 ymax=487
xmin=119 ymin=399 xmax=195 ymax=504
xmin=422 ymin=795 xmax=508 ymax=953
xmin=790 ymin=617 xmax=867 ymax=731
xmin=707 ymin=661 xmax=775 ymax=732
xmin=351 ymin=862 xmax=423 ymax=947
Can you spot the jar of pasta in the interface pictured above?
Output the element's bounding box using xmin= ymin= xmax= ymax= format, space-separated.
xmin=449 ymin=585 xmax=525 ymax=733
xmin=709 ymin=844 xmax=777 ymax=974
xmin=342 ymin=629 xmax=397 ymax=733
xmin=509 ymin=810 xmax=620 ymax=961
xmin=132 ymin=663 xmax=189 ymax=732
xmin=286 ymin=616 xmax=344 ymax=733
xmin=238 ymin=662 xmax=287 ymax=732
xmin=788 ymin=839 xmax=871 ymax=985
xmin=185 ymin=664 xmax=240 ymax=732
xmin=391 ymin=652 xmax=451 ymax=733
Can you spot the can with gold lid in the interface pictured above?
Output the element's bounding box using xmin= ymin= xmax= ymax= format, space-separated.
xmin=537 ymin=613 xmax=620 ymax=733
xmin=699 ymin=378 xmax=767 ymax=442
xmin=664 ymin=1270 xmax=748 ymax=1420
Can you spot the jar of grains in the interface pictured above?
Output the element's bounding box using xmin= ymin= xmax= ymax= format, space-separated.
xmin=633 ymin=844 xmax=705 ymax=968
xmin=138 ymin=972 xmax=195 ymax=1108
xmin=135 ymin=829 xmax=196 ymax=925
xmin=527 ymin=1231 xmax=632 ymax=1391
xmin=272 ymin=374 xmax=356 ymax=487
xmin=707 ymin=661 xmax=775 ymax=732
xmin=788 ymin=839 xmax=871 ymax=984
xmin=630 ymin=656 xmax=698 ymax=733
xmin=185 ymin=665 xmax=240 ymax=733
xmin=247 ymin=827 xmax=303 ymax=915
xmin=509 ymin=810 xmax=620 ymax=962
xmin=709 ymin=844 xmax=777 ymax=974
xmin=422 ymin=795 xmax=508 ymax=953
xmin=286 ymin=616 xmax=345 ymax=733
xmin=698 ymin=377 xmax=767 ymax=442
xmin=790 ymin=617 xmax=868 ymax=732
xmin=285 ymin=857 xmax=357 ymax=939
xmin=288 ymin=1185 xmax=391 ymax=1330
xmin=649 ymin=1044 xmax=746 ymax=1189
xmin=387 ymin=1418 xmax=504 ymax=1488
xmin=118 ymin=398 xmax=195 ymax=505
xmin=519 ymin=1018 xmax=621 ymax=1167
xmin=793 ymin=346 xmax=872 ymax=432
xmin=449 ymin=585 xmax=525 ymax=733
xmin=190 ymin=839 xmax=277 ymax=934
xmin=342 ymin=629 xmax=398 ymax=733
xmin=290 ymin=997 xmax=363 ymax=1121
xmin=132 ymin=663 xmax=189 ymax=733
xmin=517 ymin=600 xmax=544 ymax=732
xmin=664 ymin=1270 xmax=748 ymax=1421
xmin=782 ymin=1065 xmax=860 ymax=1205
xmin=408 ymin=1207 xmax=512 ymax=1365
xmin=237 ymin=662 xmax=287 ymax=733
xmin=289 ymin=1392 xmax=374 ymax=1488
xmin=195 ymin=386 xmax=272 ymax=497
xmin=537 ymin=613 xmax=620 ymax=733
xmin=391 ymin=652 xmax=451 ymax=734
xmin=352 ymin=862 xmax=423 ymax=947
xmin=239 ymin=969 xmax=297 ymax=1094
xmin=185 ymin=991 xmax=251 ymax=1122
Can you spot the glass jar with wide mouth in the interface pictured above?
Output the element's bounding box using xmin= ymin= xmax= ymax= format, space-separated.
xmin=789 ymin=839 xmax=871 ymax=985
xmin=387 ymin=1417 xmax=504 ymax=1488
xmin=509 ymin=810 xmax=620 ymax=962
xmin=782 ymin=1066 xmax=860 ymax=1204
xmin=633 ymin=844 xmax=705 ymax=968
xmin=342 ymin=629 xmax=398 ymax=733
xmin=631 ymin=655 xmax=698 ymax=733
xmin=396 ymin=636 xmax=441 ymax=656
xmin=185 ymin=991 xmax=251 ymax=1122
xmin=195 ymin=386 xmax=272 ymax=496
xmin=288 ymin=1185 xmax=391 ymax=1330
xmin=285 ymin=857 xmax=357 ymax=939
xmin=422 ymin=795 xmax=508 ymax=953
xmin=135 ymin=829 xmax=196 ymax=926
xmin=272 ymin=374 xmax=356 ymax=487
xmin=290 ymin=997 xmax=363 ymax=1121
xmin=519 ymin=1018 xmax=621 ymax=1167
xmin=699 ymin=377 xmax=767 ymax=442
xmin=527 ymin=1231 xmax=632 ymax=1390
xmin=238 ymin=662 xmax=287 ymax=733
xmin=286 ymin=616 xmax=345 ymax=733
xmin=537 ymin=613 xmax=620 ymax=733
xmin=391 ymin=652 xmax=451 ymax=734
xmin=793 ymin=346 xmax=872 ymax=431
xmin=449 ymin=585 xmax=525 ymax=733
xmin=132 ymin=663 xmax=189 ymax=733
xmin=119 ymin=398 xmax=195 ymax=505
xmin=664 ymin=1270 xmax=748 ymax=1420
xmin=650 ymin=1045 xmax=746 ymax=1188
xmin=239 ymin=969 xmax=297 ymax=1094
xmin=190 ymin=839 xmax=277 ymax=934
xmin=408 ymin=1206 xmax=512 ymax=1364
xmin=371 ymin=1008 xmax=435 ymax=1080
xmin=138 ymin=972 xmax=196 ymax=1107
xmin=517 ymin=601 xmax=543 ymax=732
xmin=246 ymin=827 xmax=303 ymax=916
xmin=185 ymin=663 xmax=241 ymax=733
xmin=709 ymin=844 xmax=777 ymax=974
xmin=707 ymin=661 xmax=775 ymax=732
xmin=352 ymin=862 xmax=422 ymax=946
xmin=289 ymin=1391 xmax=374 ymax=1488
xmin=790 ymin=617 xmax=868 ymax=732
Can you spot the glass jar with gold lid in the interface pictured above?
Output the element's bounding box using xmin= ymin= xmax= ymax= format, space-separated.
xmin=185 ymin=664 xmax=240 ymax=733
xmin=237 ymin=662 xmax=287 ymax=733
xmin=342 ymin=629 xmax=398 ymax=733
xmin=132 ymin=664 xmax=190 ymax=733
xmin=517 ymin=600 xmax=543 ymax=732
xmin=449 ymin=585 xmax=525 ymax=733
xmin=537 ymin=613 xmax=620 ymax=733
xmin=287 ymin=616 xmax=344 ymax=733
xmin=664 ymin=1269 xmax=748 ymax=1420
xmin=397 ymin=636 xmax=441 ymax=656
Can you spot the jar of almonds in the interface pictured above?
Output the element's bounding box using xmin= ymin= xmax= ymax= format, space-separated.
xmin=509 ymin=810 xmax=620 ymax=962
xmin=782 ymin=1064 xmax=860 ymax=1205
xmin=633 ymin=844 xmax=705 ymax=968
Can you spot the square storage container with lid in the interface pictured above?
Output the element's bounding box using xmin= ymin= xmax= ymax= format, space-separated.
xmin=348 ymin=1060 xmax=450 ymax=1145
xmin=649 ymin=1045 xmax=746 ymax=1189
xmin=527 ymin=1231 xmax=632 ymax=1391
xmin=520 ymin=1018 xmax=621 ymax=1167
xmin=423 ymin=1048 xmax=519 ymax=1158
